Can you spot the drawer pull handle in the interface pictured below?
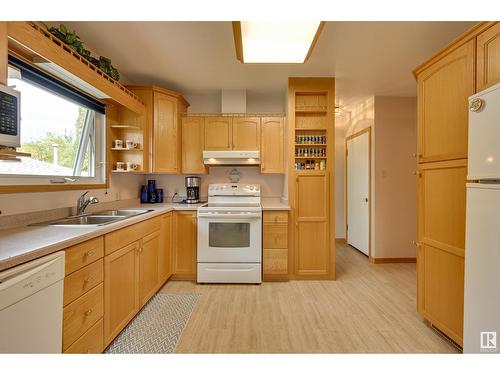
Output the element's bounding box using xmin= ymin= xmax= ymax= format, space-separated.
xmin=84 ymin=250 xmax=94 ymax=257
xmin=84 ymin=309 xmax=93 ymax=317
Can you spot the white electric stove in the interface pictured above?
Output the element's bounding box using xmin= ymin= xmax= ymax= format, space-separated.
xmin=197 ymin=184 xmax=262 ymax=283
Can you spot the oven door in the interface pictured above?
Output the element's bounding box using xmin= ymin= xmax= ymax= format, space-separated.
xmin=197 ymin=212 xmax=262 ymax=263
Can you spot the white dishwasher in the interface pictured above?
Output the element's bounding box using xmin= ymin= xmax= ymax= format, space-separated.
xmin=0 ymin=251 xmax=65 ymax=353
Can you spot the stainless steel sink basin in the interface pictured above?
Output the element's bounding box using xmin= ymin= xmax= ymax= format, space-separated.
xmin=91 ymin=209 xmax=153 ymax=217
xmin=48 ymin=215 xmax=124 ymax=226
xmin=33 ymin=208 xmax=154 ymax=227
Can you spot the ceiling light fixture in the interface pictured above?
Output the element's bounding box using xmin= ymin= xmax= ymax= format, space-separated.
xmin=233 ymin=21 xmax=325 ymax=63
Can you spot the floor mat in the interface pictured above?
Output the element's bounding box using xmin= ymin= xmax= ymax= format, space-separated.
xmin=105 ymin=293 xmax=199 ymax=354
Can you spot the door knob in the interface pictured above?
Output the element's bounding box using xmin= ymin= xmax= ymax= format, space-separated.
xmin=470 ymin=98 xmax=484 ymax=112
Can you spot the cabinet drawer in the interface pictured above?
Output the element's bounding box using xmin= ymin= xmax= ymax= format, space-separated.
xmin=263 ymin=248 xmax=288 ymax=274
xmin=263 ymin=224 xmax=288 ymax=248
xmin=65 ymin=236 xmax=104 ymax=275
xmin=263 ymin=211 xmax=288 ymax=224
xmin=64 ymin=318 xmax=103 ymax=354
xmin=105 ymin=217 xmax=161 ymax=255
xmin=64 ymin=259 xmax=104 ymax=306
xmin=63 ymin=283 xmax=104 ymax=351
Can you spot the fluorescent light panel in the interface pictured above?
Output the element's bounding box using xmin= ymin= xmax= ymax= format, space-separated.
xmin=240 ymin=21 xmax=322 ymax=63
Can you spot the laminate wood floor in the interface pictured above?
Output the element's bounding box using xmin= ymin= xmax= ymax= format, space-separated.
xmin=160 ymin=243 xmax=459 ymax=353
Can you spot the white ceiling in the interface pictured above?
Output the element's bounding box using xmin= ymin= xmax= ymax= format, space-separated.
xmin=62 ymin=21 xmax=475 ymax=106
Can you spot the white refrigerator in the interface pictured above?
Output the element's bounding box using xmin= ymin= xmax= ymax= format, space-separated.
xmin=464 ymin=82 xmax=500 ymax=353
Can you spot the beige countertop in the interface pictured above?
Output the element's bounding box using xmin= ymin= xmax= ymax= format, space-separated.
xmin=0 ymin=202 xmax=204 ymax=272
xmin=261 ymin=197 xmax=290 ymax=211
xmin=0 ymin=198 xmax=289 ymax=272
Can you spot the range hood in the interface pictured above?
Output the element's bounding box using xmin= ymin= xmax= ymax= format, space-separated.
xmin=203 ymin=150 xmax=260 ymax=166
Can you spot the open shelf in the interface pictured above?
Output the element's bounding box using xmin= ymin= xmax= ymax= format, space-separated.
xmin=295 ymin=143 xmax=326 ymax=147
xmin=295 ymin=156 xmax=327 ymax=159
xmin=111 ymin=148 xmax=143 ymax=151
xmin=111 ymin=170 xmax=144 ymax=174
xmin=111 ymin=125 xmax=142 ymax=130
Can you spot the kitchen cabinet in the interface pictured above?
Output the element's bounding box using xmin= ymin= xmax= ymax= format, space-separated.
xmin=232 ymin=117 xmax=261 ymax=150
xmin=294 ymin=171 xmax=331 ymax=279
xmin=204 ymin=116 xmax=261 ymax=151
xmin=103 ymin=216 xmax=161 ymax=345
xmin=62 ymin=237 xmax=105 ymax=354
xmin=263 ymin=211 xmax=289 ymax=281
xmin=104 ymin=241 xmax=140 ymax=346
xmin=139 ymin=230 xmax=160 ymax=307
xmin=416 ymin=159 xmax=466 ymax=346
xmin=416 ymin=40 xmax=475 ymax=163
xmin=172 ymin=211 xmax=197 ymax=280
xmin=158 ymin=212 xmax=173 ymax=287
xmin=261 ymin=117 xmax=285 ymax=173
xmin=477 ymin=22 xmax=500 ymax=91
xmin=182 ymin=116 xmax=207 ymax=174
xmin=204 ymin=117 xmax=233 ymax=150
xmin=128 ymin=86 xmax=189 ymax=173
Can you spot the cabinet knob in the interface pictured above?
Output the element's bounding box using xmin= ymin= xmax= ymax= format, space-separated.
xmin=84 ymin=250 xmax=94 ymax=257
xmin=412 ymin=240 xmax=421 ymax=248
xmin=412 ymin=153 xmax=422 ymax=158
xmin=364 ymin=197 xmax=368 ymax=202
xmin=413 ymin=171 xmax=422 ymax=177
xmin=83 ymin=277 xmax=92 ymax=283
xmin=84 ymin=309 xmax=93 ymax=317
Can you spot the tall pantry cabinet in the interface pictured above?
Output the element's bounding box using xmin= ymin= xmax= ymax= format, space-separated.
xmin=413 ymin=21 xmax=500 ymax=347
xmin=288 ymin=77 xmax=335 ymax=280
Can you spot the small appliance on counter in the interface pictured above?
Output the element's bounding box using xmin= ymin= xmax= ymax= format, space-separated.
xmin=185 ymin=176 xmax=200 ymax=203
xmin=140 ymin=179 xmax=163 ymax=204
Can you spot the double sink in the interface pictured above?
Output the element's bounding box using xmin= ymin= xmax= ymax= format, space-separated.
xmin=40 ymin=209 xmax=153 ymax=227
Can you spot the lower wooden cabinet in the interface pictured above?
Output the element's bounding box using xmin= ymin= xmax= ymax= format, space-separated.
xmin=158 ymin=212 xmax=173 ymax=287
xmin=104 ymin=241 xmax=140 ymax=346
xmin=139 ymin=231 xmax=160 ymax=307
xmin=172 ymin=211 xmax=197 ymax=280
xmin=263 ymin=211 xmax=289 ymax=281
xmin=294 ymin=172 xmax=332 ymax=279
xmin=63 ymin=237 xmax=105 ymax=354
xmin=417 ymin=159 xmax=467 ymax=346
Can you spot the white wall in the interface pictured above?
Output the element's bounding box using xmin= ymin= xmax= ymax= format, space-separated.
xmin=185 ymin=91 xmax=285 ymax=114
xmin=0 ymin=173 xmax=144 ymax=216
xmin=149 ymin=166 xmax=286 ymax=202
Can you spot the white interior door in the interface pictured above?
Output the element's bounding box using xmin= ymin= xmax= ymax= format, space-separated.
xmin=347 ymin=131 xmax=370 ymax=255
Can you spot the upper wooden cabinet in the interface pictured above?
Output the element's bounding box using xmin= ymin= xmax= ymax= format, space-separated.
xmin=181 ymin=116 xmax=207 ymax=174
xmin=204 ymin=116 xmax=261 ymax=151
xmin=127 ymin=86 xmax=189 ymax=173
xmin=261 ymin=117 xmax=285 ymax=173
xmin=204 ymin=117 xmax=233 ymax=150
xmin=232 ymin=117 xmax=261 ymax=150
xmin=416 ymin=40 xmax=475 ymax=163
xmin=477 ymin=22 xmax=500 ymax=91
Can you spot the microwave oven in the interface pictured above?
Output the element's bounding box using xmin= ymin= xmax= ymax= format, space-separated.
xmin=0 ymin=84 xmax=21 ymax=148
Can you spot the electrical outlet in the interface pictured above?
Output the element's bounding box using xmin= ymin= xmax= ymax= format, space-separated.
xmin=115 ymin=191 xmax=122 ymax=200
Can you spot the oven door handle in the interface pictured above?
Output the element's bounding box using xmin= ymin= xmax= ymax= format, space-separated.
xmin=197 ymin=213 xmax=262 ymax=219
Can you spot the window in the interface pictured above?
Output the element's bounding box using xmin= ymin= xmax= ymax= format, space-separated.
xmin=0 ymin=56 xmax=106 ymax=187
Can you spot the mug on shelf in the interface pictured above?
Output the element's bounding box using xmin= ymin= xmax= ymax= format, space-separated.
xmin=126 ymin=162 xmax=139 ymax=171
xmin=113 ymin=139 xmax=123 ymax=149
xmin=115 ymin=161 xmax=126 ymax=171
xmin=125 ymin=140 xmax=138 ymax=149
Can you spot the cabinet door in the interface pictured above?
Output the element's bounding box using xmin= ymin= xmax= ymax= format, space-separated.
xmin=104 ymin=241 xmax=139 ymax=346
xmin=172 ymin=211 xmax=197 ymax=280
xmin=182 ymin=116 xmax=207 ymax=174
xmin=153 ymin=92 xmax=179 ymax=173
xmin=158 ymin=212 xmax=173 ymax=287
xmin=477 ymin=22 xmax=500 ymax=91
xmin=417 ymin=40 xmax=475 ymax=162
xmin=204 ymin=117 xmax=232 ymax=150
xmin=294 ymin=172 xmax=331 ymax=278
xmin=261 ymin=117 xmax=285 ymax=173
xmin=139 ymin=230 xmax=160 ymax=308
xmin=232 ymin=117 xmax=260 ymax=150
xmin=417 ymin=159 xmax=466 ymax=346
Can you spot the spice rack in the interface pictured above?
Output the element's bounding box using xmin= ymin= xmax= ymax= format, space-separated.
xmin=293 ymin=93 xmax=329 ymax=171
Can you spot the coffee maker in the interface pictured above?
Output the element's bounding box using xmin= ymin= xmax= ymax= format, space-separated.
xmin=185 ymin=176 xmax=200 ymax=204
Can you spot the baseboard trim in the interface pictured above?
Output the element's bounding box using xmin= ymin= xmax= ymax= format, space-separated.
xmin=335 ymin=238 xmax=347 ymax=244
xmin=370 ymin=257 xmax=416 ymax=264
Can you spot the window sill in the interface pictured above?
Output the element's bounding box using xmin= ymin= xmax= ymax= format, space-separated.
xmin=0 ymin=183 xmax=108 ymax=194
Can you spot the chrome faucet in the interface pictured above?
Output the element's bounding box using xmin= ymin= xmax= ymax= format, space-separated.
xmin=77 ymin=191 xmax=99 ymax=216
